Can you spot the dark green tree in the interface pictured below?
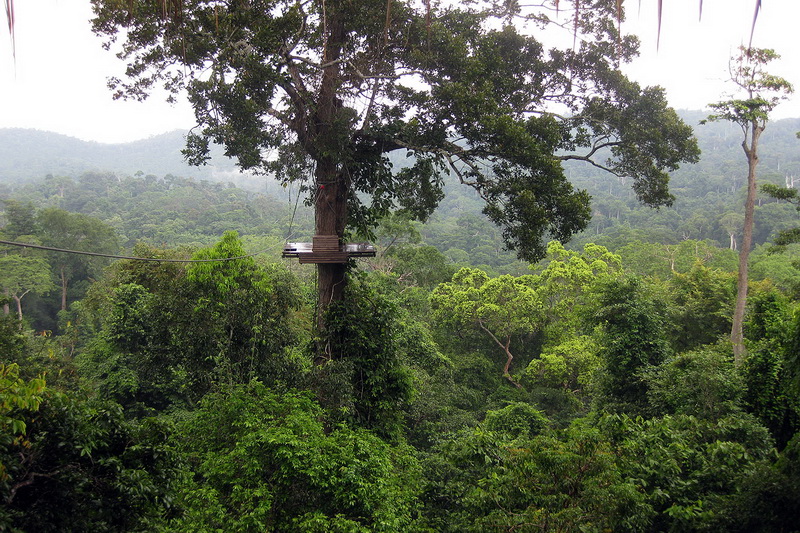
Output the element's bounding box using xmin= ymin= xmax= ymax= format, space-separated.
xmin=322 ymin=279 xmax=416 ymax=439
xmin=91 ymin=0 xmax=698 ymax=348
xmin=713 ymin=431 xmax=800 ymax=532
xmin=593 ymin=276 xmax=670 ymax=413
xmin=427 ymin=417 xmax=649 ymax=532
xmin=600 ymin=412 xmax=774 ymax=532
xmin=646 ymin=345 xmax=745 ymax=421
xmin=666 ymin=262 xmax=736 ymax=352
xmin=0 ymin=389 xmax=181 ymax=532
xmin=77 ymin=234 xmax=303 ymax=414
xmin=171 ymin=382 xmax=421 ymax=531
xmin=0 ymin=321 xmax=181 ymax=532
xmin=741 ymin=289 xmax=800 ymax=447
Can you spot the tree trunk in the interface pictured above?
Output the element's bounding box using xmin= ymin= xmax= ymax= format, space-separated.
xmin=479 ymin=321 xmax=522 ymax=388
xmin=13 ymin=295 xmax=22 ymax=321
xmin=501 ymin=340 xmax=522 ymax=388
xmin=731 ymin=122 xmax=762 ymax=364
xmin=60 ymin=265 xmax=68 ymax=311
xmin=312 ymin=9 xmax=349 ymax=363
xmin=314 ymin=159 xmax=348 ymax=363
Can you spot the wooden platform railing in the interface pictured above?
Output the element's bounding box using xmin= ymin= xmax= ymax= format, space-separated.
xmin=282 ymin=235 xmax=376 ymax=264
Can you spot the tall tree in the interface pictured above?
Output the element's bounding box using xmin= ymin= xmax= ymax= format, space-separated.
xmin=703 ymin=46 xmax=793 ymax=363
xmin=720 ymin=211 xmax=745 ymax=251
xmin=91 ymin=0 xmax=698 ymax=354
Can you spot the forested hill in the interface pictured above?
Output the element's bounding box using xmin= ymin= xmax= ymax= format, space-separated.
xmin=3 ymin=111 xmax=799 ymax=193
xmin=2 ymin=112 xmax=800 ymax=273
xmin=3 ymin=112 xmax=800 ymax=258
xmin=563 ymin=111 xmax=800 ymax=249
xmin=0 ymin=128 xmax=244 ymax=186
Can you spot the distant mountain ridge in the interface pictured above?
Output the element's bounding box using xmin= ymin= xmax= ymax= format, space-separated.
xmin=0 ymin=128 xmax=242 ymax=185
xmin=2 ymin=112 xmax=798 ymax=191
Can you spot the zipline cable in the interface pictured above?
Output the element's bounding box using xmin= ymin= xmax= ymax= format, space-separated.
xmin=0 ymin=239 xmax=269 ymax=263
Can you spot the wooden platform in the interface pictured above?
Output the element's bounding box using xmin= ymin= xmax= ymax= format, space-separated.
xmin=282 ymin=235 xmax=376 ymax=264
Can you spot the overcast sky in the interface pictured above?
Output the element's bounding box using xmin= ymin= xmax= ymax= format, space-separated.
xmin=1 ymin=1 xmax=798 ymax=144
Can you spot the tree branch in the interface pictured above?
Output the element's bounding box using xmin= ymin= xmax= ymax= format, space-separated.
xmin=477 ymin=318 xmax=522 ymax=388
xmin=7 ymin=466 xmax=74 ymax=505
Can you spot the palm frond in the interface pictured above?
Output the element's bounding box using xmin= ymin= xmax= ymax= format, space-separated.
xmin=4 ymin=0 xmax=14 ymax=59
xmin=749 ymin=0 xmax=762 ymax=49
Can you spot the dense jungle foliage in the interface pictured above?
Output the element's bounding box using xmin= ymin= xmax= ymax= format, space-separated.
xmin=2 ymin=122 xmax=800 ymax=530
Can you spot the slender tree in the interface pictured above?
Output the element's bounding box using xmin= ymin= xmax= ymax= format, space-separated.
xmin=719 ymin=211 xmax=745 ymax=251
xmin=703 ymin=46 xmax=793 ymax=364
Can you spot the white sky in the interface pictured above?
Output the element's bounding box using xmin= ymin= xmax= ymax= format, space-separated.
xmin=0 ymin=1 xmax=798 ymax=144
xmin=620 ymin=0 xmax=800 ymax=120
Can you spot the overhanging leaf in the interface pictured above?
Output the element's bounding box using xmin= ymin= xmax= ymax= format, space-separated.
xmin=749 ymin=0 xmax=761 ymax=49
xmin=4 ymin=0 xmax=14 ymax=59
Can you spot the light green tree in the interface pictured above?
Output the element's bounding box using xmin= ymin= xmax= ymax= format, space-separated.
xmin=532 ymin=241 xmax=623 ymax=342
xmin=524 ymin=334 xmax=602 ymax=396
xmin=37 ymin=208 xmax=119 ymax=311
xmin=431 ymin=268 xmax=543 ymax=387
xmin=0 ymin=363 xmax=45 ymax=485
xmin=0 ymin=254 xmax=54 ymax=320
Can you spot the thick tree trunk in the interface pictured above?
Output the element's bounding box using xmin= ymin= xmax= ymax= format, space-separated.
xmin=314 ymin=159 xmax=348 ymax=363
xmin=312 ymin=10 xmax=349 ymax=363
xmin=731 ymin=123 xmax=762 ymax=365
